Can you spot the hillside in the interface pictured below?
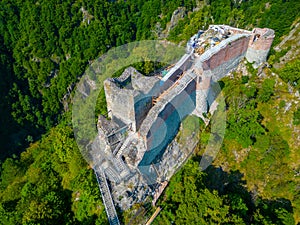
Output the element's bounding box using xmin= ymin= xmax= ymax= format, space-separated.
xmin=0 ymin=0 xmax=300 ymax=224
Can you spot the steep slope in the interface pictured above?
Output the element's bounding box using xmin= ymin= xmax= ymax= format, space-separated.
xmin=273 ymin=18 xmax=300 ymax=68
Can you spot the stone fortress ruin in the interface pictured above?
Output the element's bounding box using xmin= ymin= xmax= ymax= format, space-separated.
xmin=91 ymin=25 xmax=274 ymax=225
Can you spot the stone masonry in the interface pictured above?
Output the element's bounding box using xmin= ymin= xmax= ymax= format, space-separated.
xmin=93 ymin=25 xmax=274 ymax=214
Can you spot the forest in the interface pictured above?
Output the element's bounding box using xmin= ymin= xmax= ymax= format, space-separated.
xmin=0 ymin=0 xmax=300 ymax=224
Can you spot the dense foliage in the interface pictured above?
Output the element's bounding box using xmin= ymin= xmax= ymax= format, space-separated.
xmin=0 ymin=0 xmax=299 ymax=224
xmin=167 ymin=0 xmax=300 ymax=46
xmin=150 ymin=56 xmax=300 ymax=224
xmin=279 ymin=59 xmax=300 ymax=91
xmin=0 ymin=113 xmax=108 ymax=224
xmin=154 ymin=159 xmax=295 ymax=225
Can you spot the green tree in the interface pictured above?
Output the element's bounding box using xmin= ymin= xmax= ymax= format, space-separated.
xmin=258 ymin=78 xmax=275 ymax=102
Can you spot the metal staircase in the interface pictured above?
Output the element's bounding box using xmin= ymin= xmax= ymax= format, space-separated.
xmin=94 ymin=166 xmax=121 ymax=225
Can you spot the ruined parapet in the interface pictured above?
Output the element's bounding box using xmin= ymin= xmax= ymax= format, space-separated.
xmin=246 ymin=28 xmax=275 ymax=68
xmin=134 ymin=31 xmax=252 ymax=171
xmin=209 ymin=26 xmax=274 ymax=69
xmin=104 ymin=67 xmax=160 ymax=132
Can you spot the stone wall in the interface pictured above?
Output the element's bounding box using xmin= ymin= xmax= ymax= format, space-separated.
xmin=199 ymin=34 xmax=251 ymax=80
xmin=160 ymin=53 xmax=193 ymax=91
xmin=193 ymin=33 xmax=250 ymax=115
xmin=135 ymin=30 xmax=271 ymax=168
xmin=104 ymin=79 xmax=135 ymax=127
xmin=137 ymin=70 xmax=197 ymax=168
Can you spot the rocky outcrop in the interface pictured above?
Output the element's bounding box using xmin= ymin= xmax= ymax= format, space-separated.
xmin=273 ymin=20 xmax=300 ymax=69
xmin=159 ymin=7 xmax=187 ymax=39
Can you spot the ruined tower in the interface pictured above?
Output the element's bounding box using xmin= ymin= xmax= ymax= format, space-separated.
xmin=104 ymin=67 xmax=160 ymax=132
xmin=246 ymin=28 xmax=275 ymax=68
xmin=195 ymin=73 xmax=211 ymax=115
